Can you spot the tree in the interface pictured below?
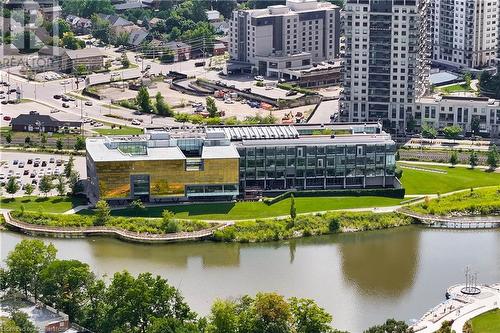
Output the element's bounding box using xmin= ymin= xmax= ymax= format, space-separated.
xmin=45 ymin=18 xmax=71 ymax=38
xmin=0 ymin=318 xmax=20 ymax=333
xmin=91 ymin=14 xmax=111 ymax=44
xmin=155 ymin=92 xmax=173 ymax=116
xmin=75 ymin=64 xmax=87 ymax=76
xmin=464 ymin=72 xmax=472 ymax=89
xmin=162 ymin=209 xmax=179 ymax=233
xmin=62 ymin=31 xmax=85 ymax=50
xmin=63 ymin=0 xmax=114 ymax=18
xmin=74 ymin=136 xmax=85 ymax=150
xmin=40 ymin=259 xmax=95 ymax=322
xmin=5 ymin=131 xmax=12 ymax=144
xmin=471 ymin=116 xmax=481 ymax=135
xmin=121 ymin=53 xmax=130 ymax=68
xmin=395 ymin=150 xmax=400 ymax=161
xmin=421 ymin=123 xmax=437 ymax=139
xmin=56 ymin=175 xmax=66 ymax=196
xmin=112 ymin=31 xmax=130 ymax=47
xmin=443 ymin=125 xmax=462 ymax=142
xmin=469 ymin=150 xmax=478 ymax=169
xmin=136 ymin=86 xmax=152 ymax=113
xmin=40 ymin=133 xmax=47 ymax=147
xmin=406 ymin=114 xmax=416 ymax=133
xmin=65 ymin=156 xmax=75 ymax=177
xmin=6 ymin=176 xmax=19 ymax=197
xmin=68 ymin=171 xmax=82 ymax=195
xmin=449 ymin=151 xmax=459 ymax=167
xmin=290 ymin=194 xmax=296 ymax=221
xmin=129 ymin=199 xmax=145 ymax=210
xmin=328 ymin=216 xmax=340 ymax=232
xmin=23 ymin=183 xmax=34 ymax=195
xmin=24 ymin=136 xmax=31 ymax=145
xmin=5 ymin=239 xmax=57 ymax=300
xmin=39 ymin=175 xmax=53 ymax=196
xmin=207 ymin=299 xmax=238 ymax=333
xmin=104 ymin=271 xmax=196 ymax=332
xmin=160 ymin=50 xmax=175 ymax=63
xmin=56 ymin=138 xmax=63 ymax=150
xmin=94 ymin=200 xmax=110 ymax=226
xmin=253 ymin=292 xmax=292 ymax=333
xmin=487 ymin=144 xmax=499 ymax=169
xmin=364 ymin=319 xmax=409 ymax=333
xmin=81 ymin=278 xmax=107 ymax=332
xmin=206 ymin=96 xmax=218 ymax=118
xmin=289 ymin=297 xmax=332 ymax=333
xmin=10 ymin=311 xmax=37 ymax=333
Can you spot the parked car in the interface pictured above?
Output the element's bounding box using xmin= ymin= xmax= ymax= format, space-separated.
xmin=254 ymin=76 xmax=264 ymax=81
xmin=85 ymin=101 xmax=93 ymax=106
xmin=62 ymin=103 xmax=70 ymax=108
xmin=131 ymin=119 xmax=141 ymax=125
xmin=18 ymin=162 xmax=25 ymax=168
xmin=13 ymin=160 xmax=18 ymax=165
xmin=195 ymin=61 xmax=206 ymax=67
xmin=53 ymin=94 xmax=61 ymax=99
xmin=41 ymin=161 xmax=47 ymax=167
xmin=3 ymin=116 xmax=11 ymax=121
xmin=1 ymin=100 xmax=8 ymax=105
xmin=49 ymin=157 xmax=55 ymax=163
xmin=29 ymin=110 xmax=39 ymax=115
xmin=56 ymin=160 xmax=62 ymax=166
xmin=33 ymin=161 xmax=40 ymax=167
xmin=286 ymin=90 xmax=298 ymax=96
xmin=50 ymin=109 xmax=59 ymax=113
xmin=30 ymin=172 xmax=36 ymax=178
xmin=23 ymin=169 xmax=29 ymax=175
xmin=31 ymin=179 xmax=38 ymax=184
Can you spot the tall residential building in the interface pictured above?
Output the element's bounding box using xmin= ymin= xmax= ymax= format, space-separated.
xmin=228 ymin=0 xmax=341 ymax=77
xmin=341 ymin=0 xmax=430 ymax=131
xmin=430 ymin=0 xmax=498 ymax=70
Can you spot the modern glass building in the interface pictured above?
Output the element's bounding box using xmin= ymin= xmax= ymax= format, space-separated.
xmin=86 ymin=123 xmax=398 ymax=203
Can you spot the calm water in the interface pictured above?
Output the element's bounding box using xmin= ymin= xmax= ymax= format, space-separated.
xmin=1 ymin=227 xmax=499 ymax=332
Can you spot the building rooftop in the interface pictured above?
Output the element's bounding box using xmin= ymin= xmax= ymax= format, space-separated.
xmin=64 ymin=48 xmax=103 ymax=59
xmin=11 ymin=114 xmax=82 ymax=127
xmin=245 ymin=0 xmax=338 ymax=18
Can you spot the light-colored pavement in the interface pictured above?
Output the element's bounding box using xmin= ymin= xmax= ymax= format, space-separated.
xmin=309 ymin=99 xmax=339 ymax=124
xmin=411 ymin=283 xmax=500 ymax=333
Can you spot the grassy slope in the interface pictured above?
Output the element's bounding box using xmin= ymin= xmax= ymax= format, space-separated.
xmin=107 ymin=196 xmax=402 ymax=220
xmin=399 ymin=164 xmax=500 ymax=194
xmin=470 ymin=309 xmax=500 ymax=333
xmin=0 ymin=196 xmax=86 ymax=213
xmin=410 ymin=187 xmax=500 ymax=215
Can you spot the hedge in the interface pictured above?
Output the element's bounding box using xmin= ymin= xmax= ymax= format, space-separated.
xmin=263 ymin=188 xmax=405 ymax=205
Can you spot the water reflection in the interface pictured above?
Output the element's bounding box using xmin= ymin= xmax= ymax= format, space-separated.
xmin=338 ymin=227 xmax=420 ymax=297
xmin=89 ymin=238 xmax=241 ymax=268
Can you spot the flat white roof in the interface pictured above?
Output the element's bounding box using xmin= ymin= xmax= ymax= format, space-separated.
xmin=201 ymin=145 xmax=240 ymax=159
xmin=86 ymin=138 xmax=186 ymax=162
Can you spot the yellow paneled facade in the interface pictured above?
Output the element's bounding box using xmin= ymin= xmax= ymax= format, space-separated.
xmin=95 ymin=158 xmax=239 ymax=199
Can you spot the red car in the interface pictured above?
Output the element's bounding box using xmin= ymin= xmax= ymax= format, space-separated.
xmin=3 ymin=116 xmax=11 ymax=121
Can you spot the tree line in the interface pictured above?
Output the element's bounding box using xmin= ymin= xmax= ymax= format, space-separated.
xmin=0 ymin=239 xmax=417 ymax=333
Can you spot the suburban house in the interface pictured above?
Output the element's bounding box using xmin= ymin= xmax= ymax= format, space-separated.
xmin=66 ymin=15 xmax=92 ymax=34
xmin=128 ymin=28 xmax=150 ymax=47
xmin=163 ymin=42 xmax=192 ymax=62
xmin=211 ymin=21 xmax=230 ymax=35
xmin=40 ymin=5 xmax=62 ymax=20
xmin=11 ymin=114 xmax=82 ymax=133
xmin=206 ymin=9 xmax=221 ymax=22
xmin=62 ymin=48 xmax=105 ymax=72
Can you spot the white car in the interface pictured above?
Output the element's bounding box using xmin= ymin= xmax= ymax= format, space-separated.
xmin=131 ymin=119 xmax=141 ymax=125
xmin=0 ymin=174 xmax=5 ymax=180
xmin=254 ymin=75 xmax=264 ymax=81
xmin=224 ymin=99 xmax=234 ymax=104
xmin=93 ymin=122 xmax=103 ymax=127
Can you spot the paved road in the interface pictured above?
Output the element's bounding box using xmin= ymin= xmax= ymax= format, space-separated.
xmin=308 ymin=99 xmax=339 ymax=124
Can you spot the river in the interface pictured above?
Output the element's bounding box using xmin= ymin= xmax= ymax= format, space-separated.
xmin=1 ymin=227 xmax=499 ymax=332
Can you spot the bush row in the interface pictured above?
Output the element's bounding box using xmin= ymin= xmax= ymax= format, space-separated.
xmin=410 ymin=187 xmax=500 ymax=216
xmin=10 ymin=211 xmax=211 ymax=234
xmin=212 ymin=212 xmax=414 ymax=243
xmin=263 ymin=188 xmax=405 ymax=205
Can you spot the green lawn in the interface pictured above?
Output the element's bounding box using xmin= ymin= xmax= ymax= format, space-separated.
xmin=0 ymin=196 xmax=87 ymax=213
xmin=105 ymin=196 xmax=403 ymax=220
xmin=94 ymin=126 xmax=143 ymax=136
xmin=438 ymin=83 xmax=475 ymax=94
xmin=469 ymin=309 xmax=500 ymax=333
xmin=399 ymin=164 xmax=500 ymax=194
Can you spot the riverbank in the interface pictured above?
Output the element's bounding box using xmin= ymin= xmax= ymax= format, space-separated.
xmin=4 ymin=209 xmax=416 ymax=243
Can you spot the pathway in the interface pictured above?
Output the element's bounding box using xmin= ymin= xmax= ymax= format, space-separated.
xmin=2 ymin=211 xmax=232 ymax=243
xmin=411 ymin=283 xmax=500 ymax=333
xmin=62 ymin=205 xmax=90 ymax=214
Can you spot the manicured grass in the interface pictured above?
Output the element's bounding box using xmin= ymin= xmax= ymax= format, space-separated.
xmin=94 ymin=126 xmax=143 ymax=136
xmin=469 ymin=309 xmax=500 ymax=333
xmin=438 ymin=83 xmax=475 ymax=94
xmin=0 ymin=196 xmax=87 ymax=213
xmin=106 ymin=196 xmax=403 ymax=220
xmin=399 ymin=164 xmax=500 ymax=194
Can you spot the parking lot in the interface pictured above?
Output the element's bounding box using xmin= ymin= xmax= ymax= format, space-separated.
xmin=0 ymin=152 xmax=87 ymax=197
